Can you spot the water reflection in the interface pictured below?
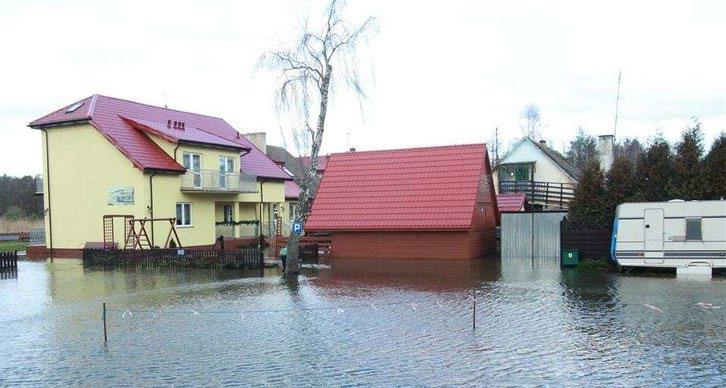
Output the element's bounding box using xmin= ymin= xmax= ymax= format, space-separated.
xmin=0 ymin=258 xmax=723 ymax=386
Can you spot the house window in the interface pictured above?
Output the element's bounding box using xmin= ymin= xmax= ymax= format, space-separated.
xmin=176 ymin=203 xmax=192 ymax=227
xmin=183 ymin=153 xmax=202 ymax=187
xmin=498 ymin=163 xmax=532 ymax=182
xmin=219 ymin=156 xmax=235 ymax=188
xmin=223 ymin=204 xmax=233 ymax=222
xmin=685 ymin=218 xmax=702 ymax=240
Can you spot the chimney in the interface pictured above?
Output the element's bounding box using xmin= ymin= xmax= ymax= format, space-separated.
xmin=539 ymin=140 xmax=546 ymax=146
xmin=349 ymin=147 xmax=356 ymax=152
xmin=242 ymin=132 xmax=267 ymax=153
xmin=598 ymin=134 xmax=615 ymax=171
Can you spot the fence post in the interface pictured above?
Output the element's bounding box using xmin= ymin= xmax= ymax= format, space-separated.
xmin=103 ymin=303 xmax=108 ymax=344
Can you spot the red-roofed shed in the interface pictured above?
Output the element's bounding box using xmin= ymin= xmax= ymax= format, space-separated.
xmin=305 ymin=144 xmax=498 ymax=260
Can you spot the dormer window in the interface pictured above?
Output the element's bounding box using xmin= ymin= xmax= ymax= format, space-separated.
xmin=65 ymin=102 xmax=84 ymax=113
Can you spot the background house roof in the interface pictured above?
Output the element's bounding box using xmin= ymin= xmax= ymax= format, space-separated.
xmin=496 ymin=193 xmax=527 ymax=212
xmin=29 ymin=95 xmax=291 ymax=179
xmin=306 ymin=143 xmax=492 ymax=232
xmin=530 ymin=139 xmax=581 ymax=180
xmin=284 ymin=180 xmax=301 ymax=199
xmin=301 ymin=155 xmax=329 ymax=172
xmin=266 ymin=145 xmax=307 ymax=179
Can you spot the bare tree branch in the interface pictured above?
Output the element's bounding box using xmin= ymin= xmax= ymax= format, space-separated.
xmin=258 ymin=0 xmax=376 ymax=273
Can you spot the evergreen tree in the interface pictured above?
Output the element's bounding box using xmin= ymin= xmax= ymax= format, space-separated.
xmin=604 ymin=156 xmax=636 ymax=219
xmin=613 ymin=137 xmax=644 ymax=164
xmin=565 ymin=128 xmax=597 ymax=172
xmin=634 ymin=137 xmax=673 ymax=201
xmin=703 ymin=132 xmax=726 ymax=199
xmin=568 ymin=159 xmax=608 ymax=227
xmin=671 ymin=123 xmax=705 ymax=200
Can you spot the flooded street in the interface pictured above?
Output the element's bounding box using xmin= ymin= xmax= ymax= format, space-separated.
xmin=0 ymin=259 xmax=724 ymax=386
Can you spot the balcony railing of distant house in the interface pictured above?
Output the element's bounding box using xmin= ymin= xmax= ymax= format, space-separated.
xmin=214 ymin=221 xmax=261 ymax=240
xmin=499 ymin=180 xmax=576 ymax=209
xmin=34 ymin=174 xmax=43 ymax=195
xmin=181 ymin=170 xmax=258 ymax=193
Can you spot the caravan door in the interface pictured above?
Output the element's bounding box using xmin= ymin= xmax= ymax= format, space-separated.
xmin=644 ymin=208 xmax=664 ymax=264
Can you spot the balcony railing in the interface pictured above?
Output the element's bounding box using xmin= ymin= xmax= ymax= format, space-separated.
xmin=499 ymin=180 xmax=576 ymax=209
xmin=34 ymin=174 xmax=43 ymax=195
xmin=181 ymin=170 xmax=258 ymax=193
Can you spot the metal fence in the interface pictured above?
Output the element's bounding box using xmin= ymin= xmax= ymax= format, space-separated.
xmin=500 ymin=211 xmax=567 ymax=261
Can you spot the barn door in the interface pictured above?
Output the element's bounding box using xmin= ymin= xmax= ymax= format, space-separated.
xmin=644 ymin=208 xmax=664 ymax=264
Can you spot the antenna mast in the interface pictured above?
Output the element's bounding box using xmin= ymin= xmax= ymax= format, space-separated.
xmin=613 ymin=70 xmax=622 ymax=139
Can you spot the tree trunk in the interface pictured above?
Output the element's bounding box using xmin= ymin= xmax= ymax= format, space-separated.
xmin=286 ymin=66 xmax=332 ymax=274
xmin=285 ymin=233 xmax=300 ymax=274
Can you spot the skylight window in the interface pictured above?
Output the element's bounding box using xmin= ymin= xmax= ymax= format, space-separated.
xmin=65 ymin=102 xmax=84 ymax=113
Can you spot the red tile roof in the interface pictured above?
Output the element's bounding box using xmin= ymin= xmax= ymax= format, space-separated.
xmin=29 ymin=95 xmax=291 ymax=179
xmin=496 ymin=193 xmax=527 ymax=212
xmin=122 ymin=117 xmax=246 ymax=150
xmin=306 ymin=144 xmax=494 ymax=232
xmin=284 ymin=180 xmax=301 ymax=199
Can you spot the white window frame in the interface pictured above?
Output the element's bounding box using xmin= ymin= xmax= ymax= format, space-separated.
xmin=176 ymin=202 xmax=193 ymax=227
xmin=183 ymin=153 xmax=202 ymax=188
xmin=219 ymin=155 xmax=235 ymax=189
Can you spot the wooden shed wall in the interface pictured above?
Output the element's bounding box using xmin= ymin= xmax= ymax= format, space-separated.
xmin=331 ymin=231 xmax=484 ymax=260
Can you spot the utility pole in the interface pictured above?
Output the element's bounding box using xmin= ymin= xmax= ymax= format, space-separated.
xmin=494 ymin=127 xmax=500 ymax=164
xmin=613 ymin=70 xmax=622 ymax=139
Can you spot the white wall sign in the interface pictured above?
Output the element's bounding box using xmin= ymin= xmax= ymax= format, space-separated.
xmin=108 ymin=186 xmax=134 ymax=205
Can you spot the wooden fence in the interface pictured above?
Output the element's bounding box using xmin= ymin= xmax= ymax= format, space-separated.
xmin=275 ymin=236 xmax=332 ymax=264
xmin=0 ymin=250 xmax=18 ymax=271
xmin=82 ymin=247 xmax=263 ymax=269
xmin=560 ymin=218 xmax=612 ymax=260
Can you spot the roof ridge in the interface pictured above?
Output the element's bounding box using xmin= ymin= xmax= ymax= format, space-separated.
xmin=329 ymin=142 xmax=486 ymax=156
xmin=94 ymin=94 xmax=225 ymax=120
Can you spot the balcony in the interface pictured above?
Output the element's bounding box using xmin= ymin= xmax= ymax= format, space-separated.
xmin=499 ymin=180 xmax=575 ymax=209
xmin=181 ymin=170 xmax=258 ymax=193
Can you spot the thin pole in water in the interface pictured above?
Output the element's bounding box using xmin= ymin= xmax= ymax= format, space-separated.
xmin=472 ymin=294 xmax=476 ymax=330
xmin=103 ymin=303 xmax=107 ymax=344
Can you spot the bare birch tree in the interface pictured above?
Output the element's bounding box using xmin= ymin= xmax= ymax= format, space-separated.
xmin=262 ymin=0 xmax=376 ymax=273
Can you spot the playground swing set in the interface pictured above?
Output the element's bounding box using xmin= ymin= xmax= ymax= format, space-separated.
xmin=103 ymin=215 xmax=182 ymax=250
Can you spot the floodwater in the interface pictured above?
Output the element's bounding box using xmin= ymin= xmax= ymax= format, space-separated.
xmin=0 ymin=258 xmax=724 ymax=386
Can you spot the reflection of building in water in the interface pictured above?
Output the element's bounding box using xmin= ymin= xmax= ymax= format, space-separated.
xmin=45 ymin=261 xmax=265 ymax=305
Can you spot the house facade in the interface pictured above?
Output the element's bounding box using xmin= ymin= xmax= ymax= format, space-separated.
xmin=306 ymin=144 xmax=498 ymax=260
xmin=29 ymin=95 xmax=292 ymax=257
xmin=493 ymin=137 xmax=579 ymax=210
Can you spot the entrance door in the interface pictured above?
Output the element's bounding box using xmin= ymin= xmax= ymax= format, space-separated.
xmin=644 ymin=208 xmax=664 ymax=264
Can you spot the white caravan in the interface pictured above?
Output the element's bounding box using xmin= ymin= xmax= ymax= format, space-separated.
xmin=612 ymin=200 xmax=726 ymax=273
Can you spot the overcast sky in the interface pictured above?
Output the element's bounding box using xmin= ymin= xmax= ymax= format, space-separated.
xmin=1 ymin=0 xmax=724 ymax=176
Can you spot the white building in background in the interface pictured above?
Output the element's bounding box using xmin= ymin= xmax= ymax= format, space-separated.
xmin=493 ymin=137 xmax=580 ymax=210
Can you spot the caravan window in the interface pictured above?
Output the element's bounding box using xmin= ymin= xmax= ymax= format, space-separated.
xmin=685 ymin=218 xmax=702 ymax=240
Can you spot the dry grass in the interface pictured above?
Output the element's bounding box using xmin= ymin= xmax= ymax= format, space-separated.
xmin=0 ymin=217 xmax=43 ymax=234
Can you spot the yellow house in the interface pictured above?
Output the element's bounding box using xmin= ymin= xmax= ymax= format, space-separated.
xmin=29 ymin=95 xmax=293 ymax=257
